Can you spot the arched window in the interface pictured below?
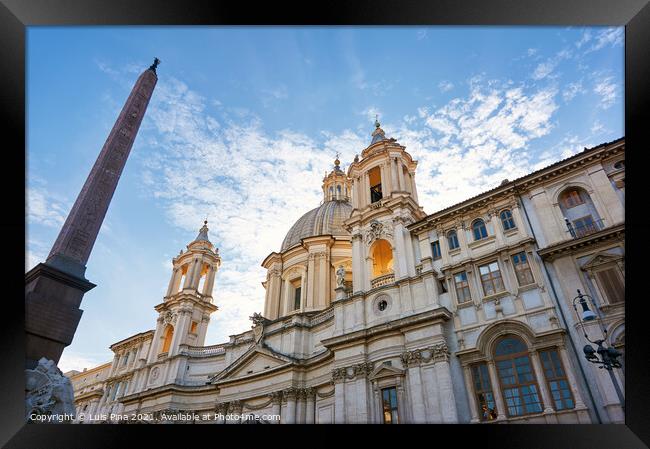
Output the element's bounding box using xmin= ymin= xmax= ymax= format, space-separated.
xmin=559 ymin=188 xmax=586 ymax=209
xmin=500 ymin=210 xmax=515 ymax=231
xmin=371 ymin=239 xmax=394 ymax=278
xmin=558 ymin=187 xmax=602 ymax=238
xmin=337 ymin=185 xmax=342 ymax=199
xmin=329 ymin=186 xmax=334 ymax=200
xmin=369 ymin=166 xmax=383 ymax=203
xmin=494 ymin=336 xmax=543 ymax=417
xmin=472 ymin=219 xmax=488 ymax=241
xmin=447 ymin=230 xmax=460 ymax=250
xmin=161 ymin=325 xmax=174 ymax=354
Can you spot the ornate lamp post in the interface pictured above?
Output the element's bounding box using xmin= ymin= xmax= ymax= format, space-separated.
xmin=572 ymin=289 xmax=624 ymax=411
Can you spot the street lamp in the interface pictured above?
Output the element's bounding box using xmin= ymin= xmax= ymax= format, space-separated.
xmin=572 ymin=289 xmax=624 ymax=411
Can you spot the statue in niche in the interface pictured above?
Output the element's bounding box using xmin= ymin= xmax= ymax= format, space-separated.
xmin=336 ymin=265 xmax=346 ymax=288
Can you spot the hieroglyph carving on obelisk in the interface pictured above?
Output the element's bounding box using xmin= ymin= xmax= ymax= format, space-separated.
xmin=46 ymin=58 xmax=160 ymax=275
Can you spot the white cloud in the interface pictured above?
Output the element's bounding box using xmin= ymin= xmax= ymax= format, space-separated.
xmin=261 ymin=85 xmax=288 ymax=107
xmin=593 ymin=76 xmax=618 ymax=109
xmin=587 ymin=27 xmax=624 ymax=53
xmin=59 ymin=351 xmax=108 ymax=373
xmin=417 ymin=29 xmax=428 ymax=40
xmin=140 ymin=77 xmax=345 ymax=344
xmin=438 ymin=80 xmax=454 ymax=92
xmin=394 ymin=77 xmax=559 ymax=211
xmin=531 ymin=48 xmax=572 ymax=81
xmin=26 ymin=184 xmax=69 ymax=228
xmin=563 ymin=81 xmax=586 ymax=102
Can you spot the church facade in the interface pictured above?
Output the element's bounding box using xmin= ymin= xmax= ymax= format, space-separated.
xmin=67 ymin=125 xmax=625 ymax=424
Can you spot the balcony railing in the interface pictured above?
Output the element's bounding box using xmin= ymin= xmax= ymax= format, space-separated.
xmin=371 ymin=273 xmax=395 ymax=289
xmin=183 ymin=345 xmax=226 ymax=357
xmin=566 ymin=218 xmax=605 ymax=239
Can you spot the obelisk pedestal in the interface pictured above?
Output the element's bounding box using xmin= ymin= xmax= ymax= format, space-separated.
xmin=25 ymin=59 xmax=160 ymax=369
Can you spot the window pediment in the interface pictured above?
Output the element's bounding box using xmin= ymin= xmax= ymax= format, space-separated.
xmin=580 ymin=252 xmax=623 ymax=270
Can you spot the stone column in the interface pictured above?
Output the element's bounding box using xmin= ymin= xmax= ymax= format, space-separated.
xmin=397 ymin=161 xmax=406 ymax=192
xmin=393 ymin=220 xmax=408 ymax=280
xmin=410 ymin=172 xmax=419 ymax=203
xmin=305 ymin=388 xmax=316 ymax=424
xmin=284 ymin=388 xmax=297 ymax=424
xmin=270 ymin=391 xmax=282 ymax=424
xmin=351 ymin=233 xmax=364 ymax=293
xmin=558 ymin=346 xmax=587 ymax=409
xmin=372 ymin=385 xmax=382 ymax=423
xmin=405 ymin=363 xmax=426 ymax=423
xmin=305 ymin=253 xmax=315 ymax=309
xmin=318 ymin=253 xmax=328 ymax=308
xmin=396 ymin=383 xmax=407 ymax=424
xmin=391 ymin=158 xmax=399 ymax=193
xmin=363 ymin=172 xmax=370 ymax=207
xmin=463 ymin=365 xmax=480 ymax=423
xmin=203 ymin=266 xmax=215 ymax=296
xmin=229 ymin=400 xmax=243 ymax=424
xmin=434 ymin=359 xmax=458 ymax=423
xmin=333 ymin=371 xmax=346 ymax=424
xmin=166 ymin=268 xmax=179 ymax=296
xmin=295 ymin=389 xmax=305 ymax=423
xmin=487 ymin=361 xmax=507 ymax=421
xmin=530 ymin=351 xmax=555 ymax=414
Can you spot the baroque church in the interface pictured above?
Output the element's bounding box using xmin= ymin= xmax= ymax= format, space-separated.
xmin=67 ymin=121 xmax=625 ymax=424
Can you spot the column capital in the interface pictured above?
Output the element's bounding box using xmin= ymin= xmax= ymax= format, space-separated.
xmin=270 ymin=391 xmax=283 ymax=404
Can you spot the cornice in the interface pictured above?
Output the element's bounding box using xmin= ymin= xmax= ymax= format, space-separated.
xmin=537 ymin=224 xmax=625 ymax=261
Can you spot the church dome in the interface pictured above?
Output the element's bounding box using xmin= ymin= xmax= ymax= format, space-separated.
xmin=280 ymin=199 xmax=353 ymax=252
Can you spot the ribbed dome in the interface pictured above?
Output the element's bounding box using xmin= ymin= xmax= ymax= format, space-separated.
xmin=280 ymin=200 xmax=353 ymax=252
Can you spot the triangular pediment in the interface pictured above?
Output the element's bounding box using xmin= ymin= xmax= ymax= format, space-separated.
xmin=210 ymin=345 xmax=295 ymax=383
xmin=582 ymin=252 xmax=622 ymax=270
xmin=369 ymin=363 xmax=404 ymax=380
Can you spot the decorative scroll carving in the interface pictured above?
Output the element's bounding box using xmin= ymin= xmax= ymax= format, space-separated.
xmin=365 ymin=220 xmax=393 ymax=245
xmin=400 ymin=342 xmax=450 ymax=368
xmin=331 ymin=361 xmax=375 ymax=383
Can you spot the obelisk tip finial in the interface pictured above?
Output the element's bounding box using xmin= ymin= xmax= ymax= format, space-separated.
xmin=149 ymin=57 xmax=161 ymax=72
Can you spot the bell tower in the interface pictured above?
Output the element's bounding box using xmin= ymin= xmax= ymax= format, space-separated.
xmin=322 ymin=155 xmax=352 ymax=202
xmin=345 ymin=119 xmax=426 ymax=293
xmin=148 ymin=221 xmax=220 ymax=361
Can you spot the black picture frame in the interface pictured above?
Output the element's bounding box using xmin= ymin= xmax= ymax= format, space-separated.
xmin=3 ymin=0 xmax=648 ymax=447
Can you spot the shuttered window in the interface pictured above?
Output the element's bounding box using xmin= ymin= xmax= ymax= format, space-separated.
xmin=595 ymin=268 xmax=624 ymax=304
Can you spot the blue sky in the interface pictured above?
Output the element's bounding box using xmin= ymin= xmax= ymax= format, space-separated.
xmin=26 ymin=26 xmax=624 ymax=372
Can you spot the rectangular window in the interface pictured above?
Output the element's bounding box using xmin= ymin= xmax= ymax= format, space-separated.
xmin=294 ymin=286 xmax=302 ymax=310
xmin=512 ymin=252 xmax=535 ymax=286
xmin=381 ymin=387 xmax=399 ymax=424
xmin=572 ymin=215 xmax=597 ymax=238
xmin=454 ymin=272 xmax=471 ymax=303
xmin=471 ymin=363 xmax=498 ymax=421
xmin=479 ymin=261 xmax=505 ymax=296
xmin=496 ymin=357 xmax=543 ymax=416
xmin=539 ymin=349 xmax=575 ymax=410
xmin=595 ymin=268 xmax=624 ymax=304
xmin=369 ymin=166 xmax=383 ymax=203
xmin=190 ymin=321 xmax=198 ymax=334
xmin=431 ymin=241 xmax=442 ymax=260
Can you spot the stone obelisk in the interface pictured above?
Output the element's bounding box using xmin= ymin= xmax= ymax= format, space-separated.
xmin=24 ymin=58 xmax=160 ymax=369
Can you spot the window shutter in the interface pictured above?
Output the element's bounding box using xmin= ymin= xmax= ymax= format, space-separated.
xmin=596 ymin=268 xmax=624 ymax=304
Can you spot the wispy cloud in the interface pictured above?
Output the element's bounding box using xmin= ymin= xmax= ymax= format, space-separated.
xmin=416 ymin=29 xmax=428 ymax=41
xmin=593 ymin=76 xmax=618 ymax=109
xmin=438 ymin=80 xmax=454 ymax=92
xmin=563 ymin=80 xmax=586 ymax=102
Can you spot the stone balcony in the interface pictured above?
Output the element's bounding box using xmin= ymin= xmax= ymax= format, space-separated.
xmin=371 ymin=273 xmax=395 ymax=289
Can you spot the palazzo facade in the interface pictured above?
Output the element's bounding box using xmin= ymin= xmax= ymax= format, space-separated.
xmin=66 ymin=124 xmax=625 ymax=424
